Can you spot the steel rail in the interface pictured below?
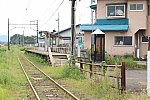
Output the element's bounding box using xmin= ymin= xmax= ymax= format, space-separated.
xmin=23 ymin=55 xmax=79 ymax=100
xmin=17 ymin=57 xmax=40 ymax=100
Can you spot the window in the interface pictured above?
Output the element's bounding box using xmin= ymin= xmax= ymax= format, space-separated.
xmin=50 ymin=37 xmax=56 ymax=45
xmin=137 ymin=4 xmax=143 ymax=10
xmin=114 ymin=36 xmax=132 ymax=45
xmin=130 ymin=4 xmax=136 ymax=10
xmin=107 ymin=5 xmax=125 ymax=17
xmin=129 ymin=4 xmax=143 ymax=11
xmin=142 ymin=36 xmax=150 ymax=43
xmin=52 ymin=37 xmax=56 ymax=45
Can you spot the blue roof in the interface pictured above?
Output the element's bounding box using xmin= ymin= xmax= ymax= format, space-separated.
xmin=55 ymin=24 xmax=80 ymax=35
xmin=80 ymin=18 xmax=128 ymax=32
xmin=80 ymin=25 xmax=128 ymax=31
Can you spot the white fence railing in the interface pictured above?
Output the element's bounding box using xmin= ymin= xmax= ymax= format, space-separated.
xmin=51 ymin=47 xmax=71 ymax=54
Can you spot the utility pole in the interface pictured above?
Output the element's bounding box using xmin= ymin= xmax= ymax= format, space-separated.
xmin=30 ymin=20 xmax=39 ymax=44
xmin=8 ymin=18 xmax=10 ymax=50
xmin=56 ymin=13 xmax=60 ymax=45
xmin=37 ymin=20 xmax=39 ymax=44
xmin=19 ymin=35 xmax=21 ymax=45
xmin=22 ymin=30 xmax=24 ymax=46
xmin=91 ymin=0 xmax=93 ymax=25
xmin=57 ymin=13 xmax=59 ymax=35
xmin=8 ymin=20 xmax=38 ymax=47
xmin=148 ymin=38 xmax=150 ymax=51
xmin=71 ymin=0 xmax=76 ymax=56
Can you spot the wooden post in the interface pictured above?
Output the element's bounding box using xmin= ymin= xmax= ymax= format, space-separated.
xmin=121 ymin=62 xmax=126 ymax=92
xmin=90 ymin=61 xmax=92 ymax=78
xmin=80 ymin=60 xmax=83 ymax=72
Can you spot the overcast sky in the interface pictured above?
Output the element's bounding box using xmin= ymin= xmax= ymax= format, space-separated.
xmin=0 ymin=0 xmax=91 ymax=36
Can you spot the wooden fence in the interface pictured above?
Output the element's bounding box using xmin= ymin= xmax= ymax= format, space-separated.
xmin=77 ymin=60 xmax=126 ymax=93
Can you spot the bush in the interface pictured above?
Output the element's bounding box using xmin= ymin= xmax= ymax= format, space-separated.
xmin=20 ymin=47 xmax=26 ymax=51
xmin=105 ymin=53 xmax=146 ymax=69
xmin=0 ymin=48 xmax=6 ymax=52
xmin=62 ymin=65 xmax=85 ymax=80
xmin=27 ymin=53 xmax=47 ymax=65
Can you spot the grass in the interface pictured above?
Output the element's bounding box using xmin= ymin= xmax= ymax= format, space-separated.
xmin=24 ymin=52 xmax=150 ymax=99
xmin=0 ymin=46 xmax=32 ymax=99
xmin=2 ymin=46 xmax=148 ymax=99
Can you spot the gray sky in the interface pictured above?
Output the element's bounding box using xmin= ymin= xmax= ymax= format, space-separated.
xmin=0 ymin=0 xmax=91 ymax=36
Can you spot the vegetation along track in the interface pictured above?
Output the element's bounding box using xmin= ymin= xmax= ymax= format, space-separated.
xmin=18 ymin=55 xmax=79 ymax=100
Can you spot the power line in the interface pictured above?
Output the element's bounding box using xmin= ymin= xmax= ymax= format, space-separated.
xmin=23 ymin=0 xmax=32 ymax=24
xmin=26 ymin=0 xmax=31 ymax=11
xmin=39 ymin=0 xmax=57 ymax=20
xmin=40 ymin=0 xmax=65 ymax=27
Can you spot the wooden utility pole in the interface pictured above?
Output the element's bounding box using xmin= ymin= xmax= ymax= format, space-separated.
xmin=71 ymin=0 xmax=76 ymax=56
xmin=8 ymin=18 xmax=10 ymax=50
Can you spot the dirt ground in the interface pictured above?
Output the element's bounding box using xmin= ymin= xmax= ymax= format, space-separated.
xmin=126 ymin=69 xmax=147 ymax=92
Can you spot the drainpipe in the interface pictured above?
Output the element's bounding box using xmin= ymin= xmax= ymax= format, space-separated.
xmin=137 ymin=33 xmax=140 ymax=58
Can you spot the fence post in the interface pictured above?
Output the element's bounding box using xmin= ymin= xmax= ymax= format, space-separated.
xmin=90 ymin=61 xmax=92 ymax=78
xmin=121 ymin=62 xmax=126 ymax=93
xmin=80 ymin=60 xmax=83 ymax=72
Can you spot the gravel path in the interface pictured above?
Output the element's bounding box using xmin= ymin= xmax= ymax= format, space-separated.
xmin=126 ymin=69 xmax=147 ymax=92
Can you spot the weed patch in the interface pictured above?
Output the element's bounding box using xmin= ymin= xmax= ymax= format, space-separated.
xmin=62 ymin=65 xmax=85 ymax=80
xmin=105 ymin=54 xmax=146 ymax=69
xmin=0 ymin=46 xmax=33 ymax=99
xmin=0 ymin=85 xmax=7 ymax=100
xmin=0 ymin=69 xmax=13 ymax=86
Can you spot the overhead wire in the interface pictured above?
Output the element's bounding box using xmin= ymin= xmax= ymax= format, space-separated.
xmin=26 ymin=0 xmax=31 ymax=11
xmin=40 ymin=0 xmax=65 ymax=27
xmin=23 ymin=0 xmax=31 ymax=23
xmin=38 ymin=0 xmax=57 ymax=20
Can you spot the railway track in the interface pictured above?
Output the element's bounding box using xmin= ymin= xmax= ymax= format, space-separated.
xmin=18 ymin=55 xmax=79 ymax=100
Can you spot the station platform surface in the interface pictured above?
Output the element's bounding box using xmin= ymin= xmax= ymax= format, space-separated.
xmin=25 ymin=49 xmax=70 ymax=59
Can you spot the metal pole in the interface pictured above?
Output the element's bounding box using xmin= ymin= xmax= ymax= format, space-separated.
xmin=148 ymin=38 xmax=150 ymax=51
xmin=58 ymin=13 xmax=60 ymax=46
xmin=91 ymin=0 xmax=93 ymax=25
xmin=8 ymin=18 xmax=10 ymax=50
xmin=147 ymin=39 xmax=150 ymax=96
xmin=71 ymin=0 xmax=76 ymax=55
xmin=37 ymin=20 xmax=39 ymax=44
xmin=19 ymin=35 xmax=21 ymax=45
xmin=147 ymin=53 xmax=150 ymax=95
xmin=58 ymin=13 xmax=59 ymax=35
xmin=22 ymin=30 xmax=24 ymax=46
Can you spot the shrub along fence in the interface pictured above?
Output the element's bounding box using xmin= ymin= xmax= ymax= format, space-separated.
xmin=76 ymin=60 xmax=126 ymax=93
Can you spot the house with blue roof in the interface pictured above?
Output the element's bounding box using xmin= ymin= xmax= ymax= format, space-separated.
xmin=80 ymin=0 xmax=150 ymax=59
xmin=55 ymin=25 xmax=84 ymax=48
